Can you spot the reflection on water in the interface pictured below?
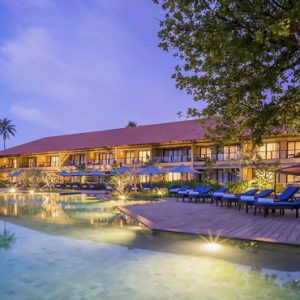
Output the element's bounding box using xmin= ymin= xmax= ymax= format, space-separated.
xmin=0 ymin=221 xmax=16 ymax=250
xmin=0 ymin=193 xmax=142 ymax=227
xmin=0 ymin=193 xmax=300 ymax=299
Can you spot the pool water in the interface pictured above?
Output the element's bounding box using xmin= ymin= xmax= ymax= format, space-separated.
xmin=0 ymin=193 xmax=300 ymax=300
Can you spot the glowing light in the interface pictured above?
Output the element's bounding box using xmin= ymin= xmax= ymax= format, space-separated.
xmin=119 ymin=195 xmax=126 ymax=201
xmin=9 ymin=188 xmax=16 ymax=193
xmin=202 ymin=242 xmax=222 ymax=252
xmin=29 ymin=190 xmax=35 ymax=195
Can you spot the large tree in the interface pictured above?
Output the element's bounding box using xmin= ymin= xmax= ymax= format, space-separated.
xmin=155 ymin=0 xmax=300 ymax=144
xmin=0 ymin=118 xmax=16 ymax=149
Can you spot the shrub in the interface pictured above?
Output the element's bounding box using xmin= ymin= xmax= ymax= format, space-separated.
xmin=228 ymin=179 xmax=283 ymax=194
xmin=0 ymin=180 xmax=9 ymax=188
xmin=131 ymin=187 xmax=169 ymax=199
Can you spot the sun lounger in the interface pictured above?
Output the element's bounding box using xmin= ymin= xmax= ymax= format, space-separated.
xmin=169 ymin=185 xmax=190 ymax=199
xmin=189 ymin=186 xmax=214 ymax=203
xmin=177 ymin=186 xmax=200 ymax=201
xmin=222 ymin=189 xmax=259 ymax=208
xmin=254 ymin=186 xmax=299 ymax=217
xmin=238 ymin=189 xmax=274 ymax=212
xmin=197 ymin=187 xmax=228 ymax=204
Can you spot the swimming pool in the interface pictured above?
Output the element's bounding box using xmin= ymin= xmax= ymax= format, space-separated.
xmin=0 ymin=193 xmax=300 ymax=299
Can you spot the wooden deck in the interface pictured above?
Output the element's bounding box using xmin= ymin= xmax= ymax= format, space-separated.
xmin=119 ymin=198 xmax=300 ymax=246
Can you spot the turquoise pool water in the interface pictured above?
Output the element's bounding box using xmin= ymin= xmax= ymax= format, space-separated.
xmin=0 ymin=193 xmax=300 ymax=299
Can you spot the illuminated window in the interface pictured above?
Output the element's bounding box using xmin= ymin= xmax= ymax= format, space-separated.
xmin=139 ymin=151 xmax=150 ymax=163
xmin=287 ymin=141 xmax=300 ymax=158
xmin=167 ymin=172 xmax=181 ymax=181
xmin=218 ymin=145 xmax=240 ymax=160
xmin=287 ymin=175 xmax=300 ymax=183
xmin=50 ymin=156 xmax=59 ymax=167
xmin=70 ymin=154 xmax=85 ymax=165
xmin=258 ymin=143 xmax=280 ymax=159
xmin=28 ymin=158 xmax=36 ymax=168
xmin=12 ymin=158 xmax=17 ymax=169
xmin=125 ymin=151 xmax=135 ymax=164
xmin=200 ymin=147 xmax=212 ymax=159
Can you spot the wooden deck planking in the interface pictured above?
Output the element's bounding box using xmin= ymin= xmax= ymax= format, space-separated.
xmin=121 ymin=198 xmax=300 ymax=246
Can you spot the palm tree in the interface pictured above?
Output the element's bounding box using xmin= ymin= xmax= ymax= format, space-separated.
xmin=126 ymin=121 xmax=137 ymax=128
xmin=0 ymin=118 xmax=16 ymax=149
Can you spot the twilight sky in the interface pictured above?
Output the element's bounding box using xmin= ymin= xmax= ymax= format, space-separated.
xmin=0 ymin=0 xmax=195 ymax=148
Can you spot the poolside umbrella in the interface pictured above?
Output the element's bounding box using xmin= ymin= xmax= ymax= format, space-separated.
xmin=10 ymin=171 xmax=21 ymax=177
xmin=70 ymin=170 xmax=88 ymax=176
xmin=88 ymin=170 xmax=109 ymax=176
xmin=60 ymin=170 xmax=70 ymax=177
xmin=138 ymin=165 xmax=166 ymax=175
xmin=111 ymin=166 xmax=132 ymax=174
xmin=167 ymin=165 xmax=200 ymax=174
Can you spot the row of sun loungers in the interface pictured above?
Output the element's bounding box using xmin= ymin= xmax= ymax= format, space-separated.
xmin=170 ymin=185 xmax=300 ymax=218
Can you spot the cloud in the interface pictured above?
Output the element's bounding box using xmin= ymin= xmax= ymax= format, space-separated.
xmin=0 ymin=27 xmax=104 ymax=103
xmin=10 ymin=103 xmax=60 ymax=130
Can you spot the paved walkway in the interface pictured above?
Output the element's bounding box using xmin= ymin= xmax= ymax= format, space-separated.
xmin=120 ymin=198 xmax=300 ymax=246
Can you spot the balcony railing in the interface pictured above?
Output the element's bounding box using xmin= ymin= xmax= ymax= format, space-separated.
xmin=153 ymin=156 xmax=192 ymax=163
xmin=87 ymin=159 xmax=115 ymax=166
xmin=254 ymin=149 xmax=300 ymax=160
xmin=194 ymin=153 xmax=240 ymax=161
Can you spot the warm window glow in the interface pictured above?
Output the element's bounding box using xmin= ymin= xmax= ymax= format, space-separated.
xmin=139 ymin=150 xmax=150 ymax=163
xmin=258 ymin=143 xmax=280 ymax=159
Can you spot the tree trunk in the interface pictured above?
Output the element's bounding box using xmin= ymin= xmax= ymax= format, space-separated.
xmin=3 ymin=137 xmax=5 ymax=150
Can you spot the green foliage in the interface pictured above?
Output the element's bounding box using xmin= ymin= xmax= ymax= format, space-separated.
xmin=202 ymin=157 xmax=216 ymax=183
xmin=228 ymin=179 xmax=284 ymax=194
xmin=110 ymin=173 xmax=131 ymax=199
xmin=126 ymin=121 xmax=138 ymax=128
xmin=0 ymin=117 xmax=16 ymax=149
xmin=155 ymin=0 xmax=300 ymax=144
xmin=132 ymin=188 xmax=169 ymax=199
xmin=0 ymin=180 xmax=9 ymax=188
xmin=144 ymin=179 xmax=221 ymax=190
xmin=21 ymin=169 xmax=59 ymax=190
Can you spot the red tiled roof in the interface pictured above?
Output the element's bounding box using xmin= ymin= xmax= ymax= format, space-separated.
xmin=0 ymin=120 xmax=211 ymax=156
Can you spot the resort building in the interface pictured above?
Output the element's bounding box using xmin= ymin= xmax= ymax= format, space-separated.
xmin=0 ymin=120 xmax=299 ymax=185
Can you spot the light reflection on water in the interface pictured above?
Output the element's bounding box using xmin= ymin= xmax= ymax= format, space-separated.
xmin=0 ymin=193 xmax=300 ymax=299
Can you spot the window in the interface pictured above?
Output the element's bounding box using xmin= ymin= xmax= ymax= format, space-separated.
xmin=70 ymin=154 xmax=85 ymax=166
xmin=217 ymin=145 xmax=240 ymax=161
xmin=258 ymin=143 xmax=280 ymax=159
xmin=139 ymin=150 xmax=151 ymax=163
xmin=11 ymin=158 xmax=17 ymax=169
xmin=166 ymin=172 xmax=181 ymax=181
xmin=99 ymin=153 xmax=108 ymax=165
xmin=199 ymin=147 xmax=212 ymax=159
xmin=99 ymin=153 xmax=114 ymax=165
xmin=287 ymin=175 xmax=300 ymax=183
xmin=28 ymin=157 xmax=36 ymax=168
xmin=50 ymin=156 xmax=59 ymax=167
xmin=287 ymin=141 xmax=300 ymax=158
xmin=187 ymin=148 xmax=192 ymax=161
xmin=163 ymin=149 xmax=183 ymax=162
xmin=125 ymin=151 xmax=135 ymax=164
xmin=217 ymin=169 xmax=239 ymax=184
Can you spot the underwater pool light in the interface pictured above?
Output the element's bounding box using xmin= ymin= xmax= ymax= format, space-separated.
xmin=202 ymin=242 xmax=222 ymax=252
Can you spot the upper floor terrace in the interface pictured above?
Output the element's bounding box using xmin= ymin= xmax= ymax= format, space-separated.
xmin=1 ymin=140 xmax=299 ymax=171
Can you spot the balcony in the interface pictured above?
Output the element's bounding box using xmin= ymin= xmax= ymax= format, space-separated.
xmin=153 ymin=156 xmax=192 ymax=163
xmin=194 ymin=153 xmax=240 ymax=162
xmin=19 ymin=164 xmax=30 ymax=168
xmin=254 ymin=149 xmax=300 ymax=160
